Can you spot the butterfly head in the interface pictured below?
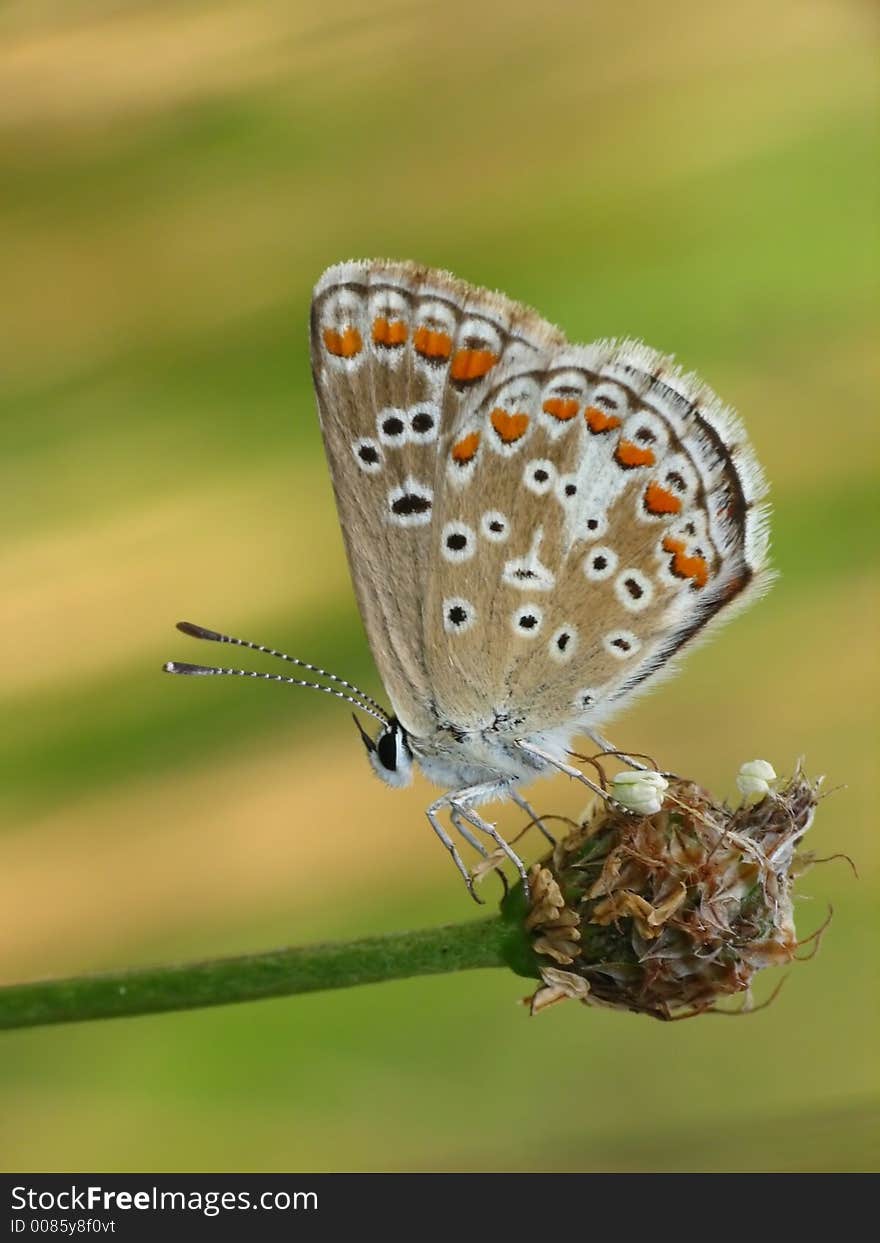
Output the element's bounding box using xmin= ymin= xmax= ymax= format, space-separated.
xmin=353 ymin=714 xmax=414 ymax=789
xmin=164 ymin=622 xmax=413 ymax=785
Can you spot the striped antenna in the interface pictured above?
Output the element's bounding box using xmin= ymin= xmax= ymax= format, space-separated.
xmin=174 ymin=620 xmax=389 ymax=720
xmin=163 ymin=660 xmax=390 ymax=726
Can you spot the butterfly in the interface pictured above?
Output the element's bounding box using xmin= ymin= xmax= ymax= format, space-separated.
xmin=166 ymin=260 xmax=771 ymax=901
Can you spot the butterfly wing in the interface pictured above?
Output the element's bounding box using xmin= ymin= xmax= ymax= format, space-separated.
xmin=312 ymin=261 xmax=770 ymax=743
xmin=310 ymin=260 xmax=563 ymax=735
xmin=424 ymin=335 xmax=771 ymax=736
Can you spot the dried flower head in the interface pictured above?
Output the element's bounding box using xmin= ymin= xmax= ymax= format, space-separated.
xmin=522 ymin=762 xmax=824 ymax=1020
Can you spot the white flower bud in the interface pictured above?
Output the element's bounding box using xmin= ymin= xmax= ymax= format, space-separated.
xmin=736 ymin=759 xmax=778 ymax=801
xmin=611 ymin=770 xmax=668 ymax=816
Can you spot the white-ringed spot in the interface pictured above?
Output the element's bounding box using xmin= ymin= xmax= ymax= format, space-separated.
xmin=574 ymin=688 xmax=598 ymax=714
xmin=604 ymin=630 xmax=641 ymax=660
xmin=523 ymin=459 xmax=556 ymax=496
xmin=554 ymin=473 xmax=579 ymax=505
xmin=584 ymin=546 xmax=618 ymax=581
xmin=481 ymin=511 xmax=509 ymax=542
xmin=352 ymin=438 xmax=383 ymax=474
xmin=443 ymin=597 xmax=476 ymax=635
xmin=578 ymin=511 xmax=608 ymax=541
xmin=407 ymin=404 xmax=439 ymax=445
xmin=441 ymin=521 xmax=476 ymax=563
xmin=378 ymin=407 xmax=408 ymax=446
xmin=549 ymin=625 xmax=578 ymax=664
xmin=511 ymin=604 xmax=544 ymax=637
xmin=614 ymin=569 xmax=655 ymax=613
xmin=387 ymin=478 xmax=433 ymax=527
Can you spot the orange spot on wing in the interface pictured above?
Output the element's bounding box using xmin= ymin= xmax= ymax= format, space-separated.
xmin=615 ymin=440 xmax=656 ymax=469
xmin=323 ymin=326 xmax=363 ymax=358
xmin=414 ymin=326 xmax=452 ymax=361
xmin=450 ymin=348 xmax=498 ymax=382
xmin=372 ymin=317 xmax=408 ymax=347
xmin=662 ymin=536 xmax=709 ymax=588
xmin=644 ymin=481 xmax=682 ymax=515
xmin=451 ymin=431 xmax=481 ymax=465
xmin=543 ymin=397 xmax=580 ymax=421
xmin=585 ymin=405 xmax=621 ymax=433
xmin=490 ymin=407 xmax=530 ymax=444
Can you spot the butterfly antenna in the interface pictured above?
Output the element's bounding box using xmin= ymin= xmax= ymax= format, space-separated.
xmin=175 ymin=621 xmax=388 ymax=718
xmin=163 ymin=661 xmax=390 ymax=726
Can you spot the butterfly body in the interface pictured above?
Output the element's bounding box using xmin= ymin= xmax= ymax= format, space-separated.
xmin=406 ymin=719 xmax=570 ymax=792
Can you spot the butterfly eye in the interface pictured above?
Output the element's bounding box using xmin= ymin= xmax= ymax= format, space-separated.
xmin=376 ymin=729 xmax=398 ymax=770
xmin=367 ymin=720 xmax=414 ymax=789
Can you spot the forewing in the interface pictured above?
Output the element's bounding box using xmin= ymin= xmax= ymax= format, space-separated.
xmin=310 ymin=260 xmax=563 ymax=735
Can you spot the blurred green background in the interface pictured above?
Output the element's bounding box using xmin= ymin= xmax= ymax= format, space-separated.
xmin=1 ymin=0 xmax=877 ymax=1172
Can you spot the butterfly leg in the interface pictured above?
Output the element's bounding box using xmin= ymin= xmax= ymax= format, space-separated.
xmin=449 ymin=808 xmax=491 ymax=859
xmin=510 ymin=788 xmax=556 ymax=846
xmin=515 ymin=740 xmax=626 ymax=809
xmin=584 ymin=730 xmax=649 ymax=773
xmin=450 ymin=808 xmax=510 ymax=896
xmin=585 ymin=730 xmax=673 ymax=778
xmin=427 ymin=782 xmax=531 ymax=900
xmin=425 ymin=805 xmax=484 ymax=904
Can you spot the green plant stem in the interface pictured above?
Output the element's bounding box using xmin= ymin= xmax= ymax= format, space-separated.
xmin=0 ymin=914 xmax=539 ymax=1033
